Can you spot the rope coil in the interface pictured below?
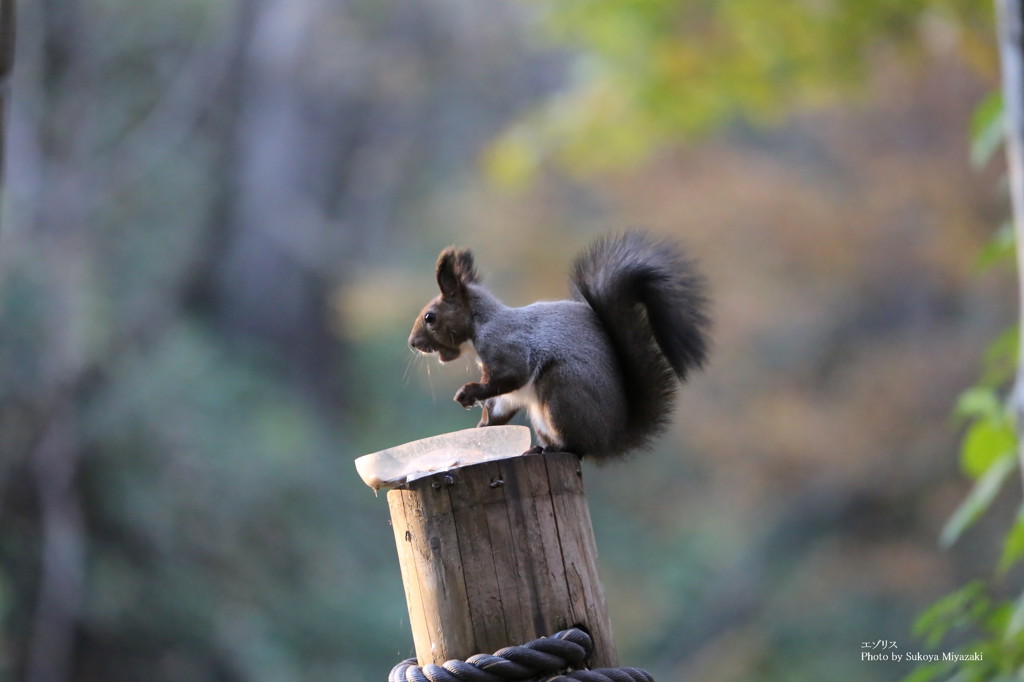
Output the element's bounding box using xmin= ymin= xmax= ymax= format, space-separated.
xmin=388 ymin=628 xmax=653 ymax=682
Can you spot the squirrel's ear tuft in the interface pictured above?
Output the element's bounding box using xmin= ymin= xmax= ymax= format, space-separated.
xmin=436 ymin=247 xmax=478 ymax=297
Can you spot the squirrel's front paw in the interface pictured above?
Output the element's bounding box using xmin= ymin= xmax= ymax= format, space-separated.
xmin=454 ymin=383 xmax=481 ymax=409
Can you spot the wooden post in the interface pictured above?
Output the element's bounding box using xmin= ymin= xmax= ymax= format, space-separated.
xmin=387 ymin=451 xmax=618 ymax=668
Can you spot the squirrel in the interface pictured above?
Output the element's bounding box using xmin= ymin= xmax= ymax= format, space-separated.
xmin=407 ymin=230 xmax=710 ymax=460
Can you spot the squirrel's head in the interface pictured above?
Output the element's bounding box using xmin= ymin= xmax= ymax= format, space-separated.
xmin=408 ymin=247 xmax=479 ymax=363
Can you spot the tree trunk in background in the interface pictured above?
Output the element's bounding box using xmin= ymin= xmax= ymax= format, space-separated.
xmin=0 ymin=0 xmax=14 ymax=187
xmin=212 ymin=0 xmax=351 ymax=406
xmin=0 ymin=0 xmax=557 ymax=677
xmin=10 ymin=4 xmax=94 ymax=681
xmin=997 ymin=0 xmax=1024 ymax=485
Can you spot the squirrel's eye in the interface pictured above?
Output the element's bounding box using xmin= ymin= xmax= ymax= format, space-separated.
xmin=424 ymin=311 xmax=437 ymax=325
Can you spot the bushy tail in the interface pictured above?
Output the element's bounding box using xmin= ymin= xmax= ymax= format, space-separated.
xmin=571 ymin=230 xmax=710 ymax=452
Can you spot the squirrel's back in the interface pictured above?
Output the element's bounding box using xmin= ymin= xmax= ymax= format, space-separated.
xmin=570 ymin=230 xmax=710 ymax=455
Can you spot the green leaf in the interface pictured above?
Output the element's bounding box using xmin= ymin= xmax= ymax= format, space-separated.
xmin=970 ymin=91 xmax=1005 ymax=170
xmin=986 ymin=601 xmax=1014 ymax=636
xmin=975 ymin=221 xmax=1016 ymax=273
xmin=954 ymin=387 xmax=1003 ymax=423
xmin=979 ymin=325 xmax=1020 ymax=388
xmin=999 ymin=505 xmax=1024 ymax=575
xmin=913 ymin=580 xmax=987 ymax=648
xmin=1004 ymin=588 xmax=1024 ymax=640
xmin=960 ymin=417 xmax=1016 ymax=479
xmin=941 ymin=453 xmax=1018 ymax=548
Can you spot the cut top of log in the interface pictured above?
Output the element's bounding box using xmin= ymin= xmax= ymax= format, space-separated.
xmin=354 ymin=426 xmax=532 ymax=491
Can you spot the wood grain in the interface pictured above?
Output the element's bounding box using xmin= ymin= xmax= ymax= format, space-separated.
xmin=387 ymin=451 xmax=618 ymax=667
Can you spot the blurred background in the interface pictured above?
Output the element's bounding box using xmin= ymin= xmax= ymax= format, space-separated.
xmin=0 ymin=0 xmax=1011 ymax=680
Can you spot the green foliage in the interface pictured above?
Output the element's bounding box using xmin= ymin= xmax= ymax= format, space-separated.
xmin=976 ymin=222 xmax=1016 ymax=273
xmin=912 ymin=581 xmax=988 ymax=650
xmin=955 ymin=394 xmax=1015 ymax=479
xmin=980 ymin=327 xmax=1020 ymax=389
xmin=940 ymin=450 xmax=1016 ymax=549
xmin=942 ymin=324 xmax=1020 ymax=547
xmin=999 ymin=505 xmax=1024 ymax=575
xmin=0 ymin=1 xmax=1005 ymax=680
xmin=485 ymin=0 xmax=994 ymax=183
xmin=971 ymin=91 xmax=1006 ymax=170
xmin=1 ymin=312 xmax=408 ymax=680
xmin=906 ymin=92 xmax=1024 ymax=680
xmin=906 ymin=578 xmax=1024 ymax=681
xmin=913 ymin=580 xmax=1024 ymax=680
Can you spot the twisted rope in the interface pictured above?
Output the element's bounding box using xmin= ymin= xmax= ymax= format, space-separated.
xmin=539 ymin=670 xmax=653 ymax=682
xmin=388 ymin=628 xmax=653 ymax=682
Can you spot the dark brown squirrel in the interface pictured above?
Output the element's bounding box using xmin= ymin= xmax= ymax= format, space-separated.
xmin=408 ymin=230 xmax=710 ymax=460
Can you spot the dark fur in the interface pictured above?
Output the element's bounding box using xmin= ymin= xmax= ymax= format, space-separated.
xmin=408 ymin=230 xmax=710 ymax=459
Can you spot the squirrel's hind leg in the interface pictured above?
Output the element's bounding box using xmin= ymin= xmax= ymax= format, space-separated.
xmin=478 ymin=396 xmax=520 ymax=427
xmin=527 ymin=401 xmax=566 ymax=452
